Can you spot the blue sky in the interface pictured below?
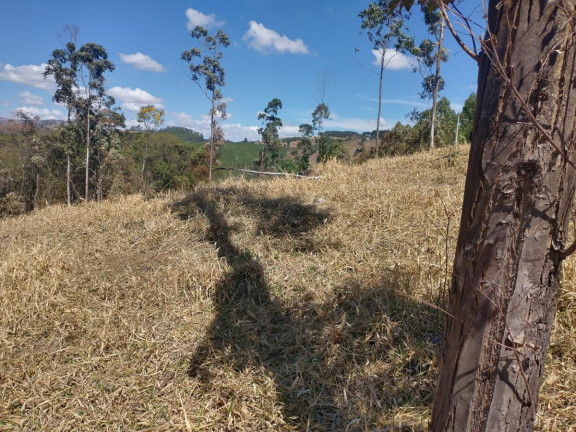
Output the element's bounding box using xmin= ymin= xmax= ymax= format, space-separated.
xmin=0 ymin=0 xmax=480 ymax=141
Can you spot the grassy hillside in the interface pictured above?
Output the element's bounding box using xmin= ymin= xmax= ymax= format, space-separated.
xmin=1 ymin=146 xmax=574 ymax=431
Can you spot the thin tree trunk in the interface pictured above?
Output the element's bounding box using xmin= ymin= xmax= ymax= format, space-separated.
xmin=66 ymin=153 xmax=71 ymax=206
xmin=375 ymin=49 xmax=385 ymax=158
xmin=429 ymin=16 xmax=444 ymax=150
xmin=66 ymin=109 xmax=71 ymax=206
xmin=34 ymin=172 xmax=40 ymax=210
xmin=453 ymin=112 xmax=460 ymax=147
xmin=431 ymin=2 xmax=576 ymax=431
xmin=209 ymin=99 xmax=215 ymax=182
xmin=85 ymin=110 xmax=90 ymax=202
xmin=141 ymin=139 xmax=149 ymax=195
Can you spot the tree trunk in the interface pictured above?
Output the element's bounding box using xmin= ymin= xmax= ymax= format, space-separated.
xmin=66 ymin=109 xmax=72 ymax=206
xmin=375 ymin=49 xmax=385 ymax=158
xmin=430 ymin=2 xmax=576 ymax=431
xmin=141 ymin=138 xmax=149 ymax=195
xmin=66 ymin=153 xmax=71 ymax=206
xmin=209 ymin=99 xmax=215 ymax=182
xmin=453 ymin=112 xmax=460 ymax=147
xmin=85 ymin=110 xmax=90 ymax=202
xmin=429 ymin=16 xmax=444 ymax=150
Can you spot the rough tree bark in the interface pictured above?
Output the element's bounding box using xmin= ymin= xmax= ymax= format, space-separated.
xmin=431 ymin=1 xmax=576 ymax=431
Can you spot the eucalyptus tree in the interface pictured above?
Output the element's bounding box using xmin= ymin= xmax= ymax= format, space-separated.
xmin=45 ymin=40 xmax=116 ymax=202
xmin=359 ymin=0 xmax=415 ymax=157
xmin=385 ymin=1 xmax=576 ymax=430
xmin=412 ymin=7 xmax=448 ymax=149
xmin=182 ymin=26 xmax=230 ymax=181
xmin=257 ymin=98 xmax=283 ymax=170
xmin=44 ymin=29 xmax=79 ymax=205
xmin=74 ymin=43 xmax=115 ymax=201
xmin=312 ymin=103 xmax=330 ymax=157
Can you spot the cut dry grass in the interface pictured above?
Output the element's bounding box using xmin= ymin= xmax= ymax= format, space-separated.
xmin=0 ymin=145 xmax=574 ymax=431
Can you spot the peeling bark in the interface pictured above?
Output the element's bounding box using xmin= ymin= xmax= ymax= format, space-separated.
xmin=430 ymin=1 xmax=576 ymax=431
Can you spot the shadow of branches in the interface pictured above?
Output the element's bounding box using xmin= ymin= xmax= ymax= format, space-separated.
xmin=171 ymin=186 xmax=441 ymax=431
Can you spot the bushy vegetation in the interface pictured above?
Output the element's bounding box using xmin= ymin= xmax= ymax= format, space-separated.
xmin=0 ymin=119 xmax=212 ymax=216
xmin=376 ymin=94 xmax=476 ymax=157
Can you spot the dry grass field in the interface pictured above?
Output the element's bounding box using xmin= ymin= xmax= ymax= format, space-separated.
xmin=1 ymin=146 xmax=574 ymax=431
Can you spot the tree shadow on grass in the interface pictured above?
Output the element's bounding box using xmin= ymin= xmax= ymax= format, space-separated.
xmin=171 ymin=187 xmax=442 ymax=431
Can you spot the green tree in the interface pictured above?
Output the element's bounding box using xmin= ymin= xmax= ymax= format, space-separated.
xmin=359 ymin=0 xmax=414 ymax=157
xmin=43 ymin=26 xmax=79 ymax=205
xmin=410 ymin=96 xmax=456 ymax=148
xmin=72 ymin=42 xmax=116 ymax=201
xmin=182 ymin=26 xmax=230 ymax=181
xmin=390 ymin=1 xmax=576 ymax=430
xmin=257 ymin=98 xmax=283 ymax=170
xmin=412 ymin=7 xmax=448 ymax=149
xmin=317 ymin=135 xmax=348 ymax=163
xmin=297 ymin=123 xmax=314 ymax=172
xmin=458 ymin=92 xmax=476 ymax=143
xmin=137 ymin=105 xmax=165 ymax=193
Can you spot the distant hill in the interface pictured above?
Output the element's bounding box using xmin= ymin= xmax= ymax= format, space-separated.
xmin=325 ymin=130 xmax=364 ymax=139
xmin=0 ymin=116 xmax=64 ymax=133
xmin=161 ymin=126 xmax=204 ymax=145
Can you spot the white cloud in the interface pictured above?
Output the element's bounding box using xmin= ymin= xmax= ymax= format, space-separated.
xmin=186 ymin=8 xmax=225 ymax=30
xmin=173 ymin=111 xmax=262 ymax=142
xmin=124 ymin=119 xmax=141 ymax=129
xmin=119 ymin=52 xmax=166 ymax=72
xmin=243 ymin=21 xmax=309 ymax=55
xmin=278 ymin=124 xmax=300 ymax=138
xmin=2 ymin=101 xmax=9 ymax=107
xmin=174 ymin=111 xmax=210 ymax=137
xmin=0 ymin=63 xmax=55 ymax=91
xmin=372 ymin=49 xmax=416 ymax=71
xmin=108 ymin=86 xmax=163 ymax=112
xmin=15 ymin=106 xmax=66 ymax=120
xmin=19 ymin=91 xmax=43 ymax=105
xmin=358 ymin=94 xmax=429 ymax=109
xmin=452 ymin=102 xmax=464 ymax=112
xmin=222 ymin=123 xmax=260 ymax=141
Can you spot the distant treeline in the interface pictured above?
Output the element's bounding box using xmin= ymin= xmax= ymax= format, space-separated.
xmin=0 ymin=119 xmax=256 ymax=217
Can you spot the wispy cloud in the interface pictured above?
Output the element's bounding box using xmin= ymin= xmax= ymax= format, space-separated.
xmin=243 ymin=21 xmax=309 ymax=55
xmin=0 ymin=63 xmax=55 ymax=91
xmin=185 ymin=8 xmax=225 ymax=30
xmin=325 ymin=114 xmax=386 ymax=132
xmin=108 ymin=86 xmax=163 ymax=112
xmin=119 ymin=52 xmax=166 ymax=73
xmin=358 ymin=94 xmax=429 ymax=109
xmin=19 ymin=91 xmax=43 ymax=105
xmin=372 ymin=48 xmax=416 ymax=71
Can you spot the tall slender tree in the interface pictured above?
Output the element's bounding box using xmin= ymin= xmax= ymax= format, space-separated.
xmin=44 ymin=26 xmax=79 ymax=205
xmin=182 ymin=26 xmax=229 ymax=182
xmin=388 ymin=0 xmax=576 ymax=430
xmin=422 ymin=5 xmax=448 ymax=149
xmin=74 ymin=43 xmax=115 ymax=201
xmin=359 ymin=0 xmax=414 ymax=157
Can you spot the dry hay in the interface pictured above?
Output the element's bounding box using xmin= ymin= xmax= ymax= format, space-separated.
xmin=0 ymin=145 xmax=574 ymax=431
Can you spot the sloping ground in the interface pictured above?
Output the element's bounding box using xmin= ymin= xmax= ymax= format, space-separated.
xmin=0 ymin=146 xmax=574 ymax=431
